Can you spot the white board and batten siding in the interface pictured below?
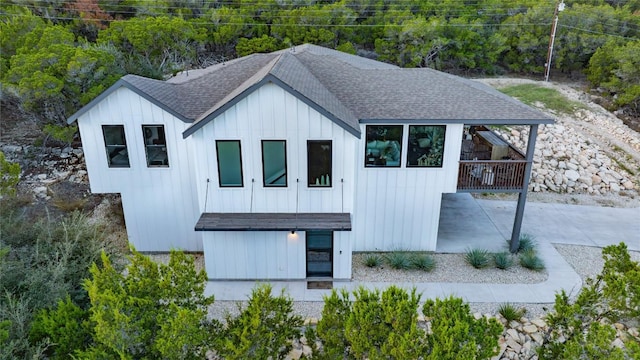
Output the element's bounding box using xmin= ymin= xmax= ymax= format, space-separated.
xmin=76 ymin=87 xmax=202 ymax=252
xmin=353 ymin=123 xmax=463 ymax=252
xmin=191 ymin=82 xmax=355 ymax=279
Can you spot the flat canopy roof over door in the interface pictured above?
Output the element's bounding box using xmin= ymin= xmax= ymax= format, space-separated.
xmin=195 ymin=213 xmax=352 ymax=231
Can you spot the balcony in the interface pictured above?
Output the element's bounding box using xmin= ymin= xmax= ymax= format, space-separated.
xmin=457 ymin=160 xmax=527 ymax=192
xmin=457 ymin=127 xmax=528 ymax=192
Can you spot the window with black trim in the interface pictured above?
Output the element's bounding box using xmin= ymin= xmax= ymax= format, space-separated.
xmin=262 ymin=140 xmax=287 ymax=187
xmin=406 ymin=125 xmax=446 ymax=168
xmin=364 ymin=125 xmax=403 ymax=167
xmin=307 ymin=140 xmax=332 ymax=187
xmin=142 ymin=125 xmax=169 ymax=167
xmin=102 ymin=125 xmax=129 ymax=168
xmin=216 ymin=140 xmax=243 ymax=187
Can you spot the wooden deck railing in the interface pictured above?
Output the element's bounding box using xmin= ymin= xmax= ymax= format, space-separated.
xmin=457 ymin=160 xmax=527 ymax=192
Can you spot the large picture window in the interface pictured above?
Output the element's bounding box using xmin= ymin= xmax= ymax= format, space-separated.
xmin=216 ymin=140 xmax=243 ymax=187
xmin=364 ymin=125 xmax=403 ymax=167
xmin=102 ymin=125 xmax=129 ymax=168
xmin=308 ymin=140 xmax=332 ymax=187
xmin=406 ymin=125 xmax=446 ymax=168
xmin=142 ymin=125 xmax=169 ymax=167
xmin=262 ymin=140 xmax=287 ymax=187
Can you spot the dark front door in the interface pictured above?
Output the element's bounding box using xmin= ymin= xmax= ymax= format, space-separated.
xmin=306 ymin=231 xmax=333 ymax=277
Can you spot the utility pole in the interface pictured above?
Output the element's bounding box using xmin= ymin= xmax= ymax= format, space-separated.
xmin=544 ymin=0 xmax=565 ymax=82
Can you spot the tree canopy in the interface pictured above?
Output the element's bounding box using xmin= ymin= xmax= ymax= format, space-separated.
xmin=1 ymin=0 xmax=639 ymax=122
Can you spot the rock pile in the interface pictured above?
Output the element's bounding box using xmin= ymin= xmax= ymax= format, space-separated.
xmin=1 ymin=144 xmax=88 ymax=200
xmin=284 ymin=315 xmax=639 ymax=360
xmin=494 ymin=123 xmax=637 ymax=195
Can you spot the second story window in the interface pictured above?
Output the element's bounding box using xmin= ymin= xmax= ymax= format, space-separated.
xmin=102 ymin=125 xmax=129 ymax=168
xmin=308 ymin=140 xmax=332 ymax=187
xmin=216 ymin=140 xmax=243 ymax=187
xmin=364 ymin=125 xmax=403 ymax=167
xmin=142 ymin=125 xmax=169 ymax=167
xmin=262 ymin=140 xmax=287 ymax=187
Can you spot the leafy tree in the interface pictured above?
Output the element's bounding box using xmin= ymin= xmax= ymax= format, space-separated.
xmin=97 ymin=16 xmax=207 ymax=77
xmin=81 ymin=249 xmax=217 ymax=359
xmin=375 ymin=16 xmax=449 ymax=68
xmin=0 ymin=6 xmax=47 ymax=76
xmin=309 ymin=288 xmax=352 ymax=359
xmin=0 ymin=151 xmax=20 ymax=197
xmin=587 ymin=39 xmax=640 ymax=115
xmin=216 ymin=284 xmax=303 ymax=360
xmin=422 ymin=296 xmax=502 ymax=359
xmin=3 ymin=19 xmax=124 ymax=123
xmin=498 ymin=4 xmax=554 ymax=74
xmin=236 ymin=35 xmax=282 ymax=57
xmin=539 ymin=243 xmax=640 ymax=359
xmin=346 ymin=286 xmax=424 ymax=359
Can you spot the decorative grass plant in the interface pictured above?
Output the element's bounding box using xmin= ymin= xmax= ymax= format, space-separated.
xmin=411 ymin=254 xmax=436 ymax=272
xmin=516 ymin=233 xmax=537 ymax=253
xmin=519 ymin=249 xmax=545 ymax=271
xmin=363 ymin=254 xmax=383 ymax=268
xmin=498 ymin=303 xmax=525 ymax=322
xmin=385 ymin=251 xmax=412 ymax=270
xmin=493 ymin=252 xmax=514 ymax=270
xmin=465 ymin=248 xmax=490 ymax=269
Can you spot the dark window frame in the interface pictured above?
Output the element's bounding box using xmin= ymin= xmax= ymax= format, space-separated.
xmin=261 ymin=140 xmax=288 ymax=187
xmin=406 ymin=125 xmax=447 ymax=168
xmin=215 ymin=140 xmax=244 ymax=188
xmin=364 ymin=125 xmax=403 ymax=168
xmin=102 ymin=125 xmax=130 ymax=168
xmin=142 ymin=124 xmax=169 ymax=167
xmin=307 ymin=140 xmax=332 ymax=188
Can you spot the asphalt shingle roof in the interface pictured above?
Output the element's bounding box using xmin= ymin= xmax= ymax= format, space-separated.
xmin=68 ymin=44 xmax=553 ymax=137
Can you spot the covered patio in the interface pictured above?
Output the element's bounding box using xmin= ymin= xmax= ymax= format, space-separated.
xmin=436 ymin=193 xmax=512 ymax=253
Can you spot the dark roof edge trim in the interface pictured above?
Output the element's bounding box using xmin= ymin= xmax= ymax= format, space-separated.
xmin=182 ymin=74 xmax=362 ymax=139
xmin=359 ymin=118 xmax=554 ymax=125
xmin=67 ymin=78 xmax=192 ymax=125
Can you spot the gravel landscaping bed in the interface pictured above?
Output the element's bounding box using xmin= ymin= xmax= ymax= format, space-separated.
xmin=351 ymin=252 xmax=547 ymax=284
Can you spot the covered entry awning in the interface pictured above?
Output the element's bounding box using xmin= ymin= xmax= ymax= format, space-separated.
xmin=195 ymin=213 xmax=352 ymax=231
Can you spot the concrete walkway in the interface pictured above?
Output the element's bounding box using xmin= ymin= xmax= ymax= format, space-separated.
xmin=205 ymin=194 xmax=639 ymax=303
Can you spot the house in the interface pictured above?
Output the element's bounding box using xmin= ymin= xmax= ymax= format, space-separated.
xmin=68 ymin=44 xmax=553 ymax=280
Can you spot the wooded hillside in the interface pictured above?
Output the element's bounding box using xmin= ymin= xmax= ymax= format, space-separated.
xmin=1 ymin=0 xmax=639 ymax=123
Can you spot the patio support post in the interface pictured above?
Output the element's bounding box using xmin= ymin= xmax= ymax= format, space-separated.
xmin=510 ymin=124 xmax=539 ymax=253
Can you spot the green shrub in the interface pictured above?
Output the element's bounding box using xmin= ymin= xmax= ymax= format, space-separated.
xmin=385 ymin=251 xmax=412 ymax=270
xmin=310 ymin=289 xmax=352 ymax=359
xmin=538 ymin=243 xmax=640 ymax=359
xmin=217 ymin=284 xmax=302 ymax=360
xmin=0 ymin=151 xmax=20 ymax=197
xmin=465 ymin=248 xmax=490 ymax=269
xmin=423 ymin=296 xmax=503 ymax=359
xmin=411 ymin=253 xmax=436 ymax=271
xmin=494 ymin=252 xmax=514 ymax=270
xmin=82 ymin=249 xmax=217 ymax=359
xmin=519 ymin=249 xmax=545 ymax=271
xmin=29 ymin=296 xmax=91 ymax=359
xmin=363 ymin=253 xmax=383 ymax=268
xmin=497 ymin=303 xmax=525 ymax=322
xmin=43 ymin=124 xmax=77 ymax=146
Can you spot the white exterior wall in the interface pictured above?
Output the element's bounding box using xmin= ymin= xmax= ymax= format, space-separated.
xmin=191 ymin=83 xmax=357 ymax=279
xmin=353 ymin=123 xmax=463 ymax=252
xmin=76 ymin=87 xmax=202 ymax=251
xmin=203 ymin=231 xmax=352 ymax=280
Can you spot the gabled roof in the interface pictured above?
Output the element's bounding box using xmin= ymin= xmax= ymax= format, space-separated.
xmin=68 ymin=44 xmax=553 ymax=138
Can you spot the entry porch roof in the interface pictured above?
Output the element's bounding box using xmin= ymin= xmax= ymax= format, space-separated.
xmin=195 ymin=213 xmax=352 ymax=231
